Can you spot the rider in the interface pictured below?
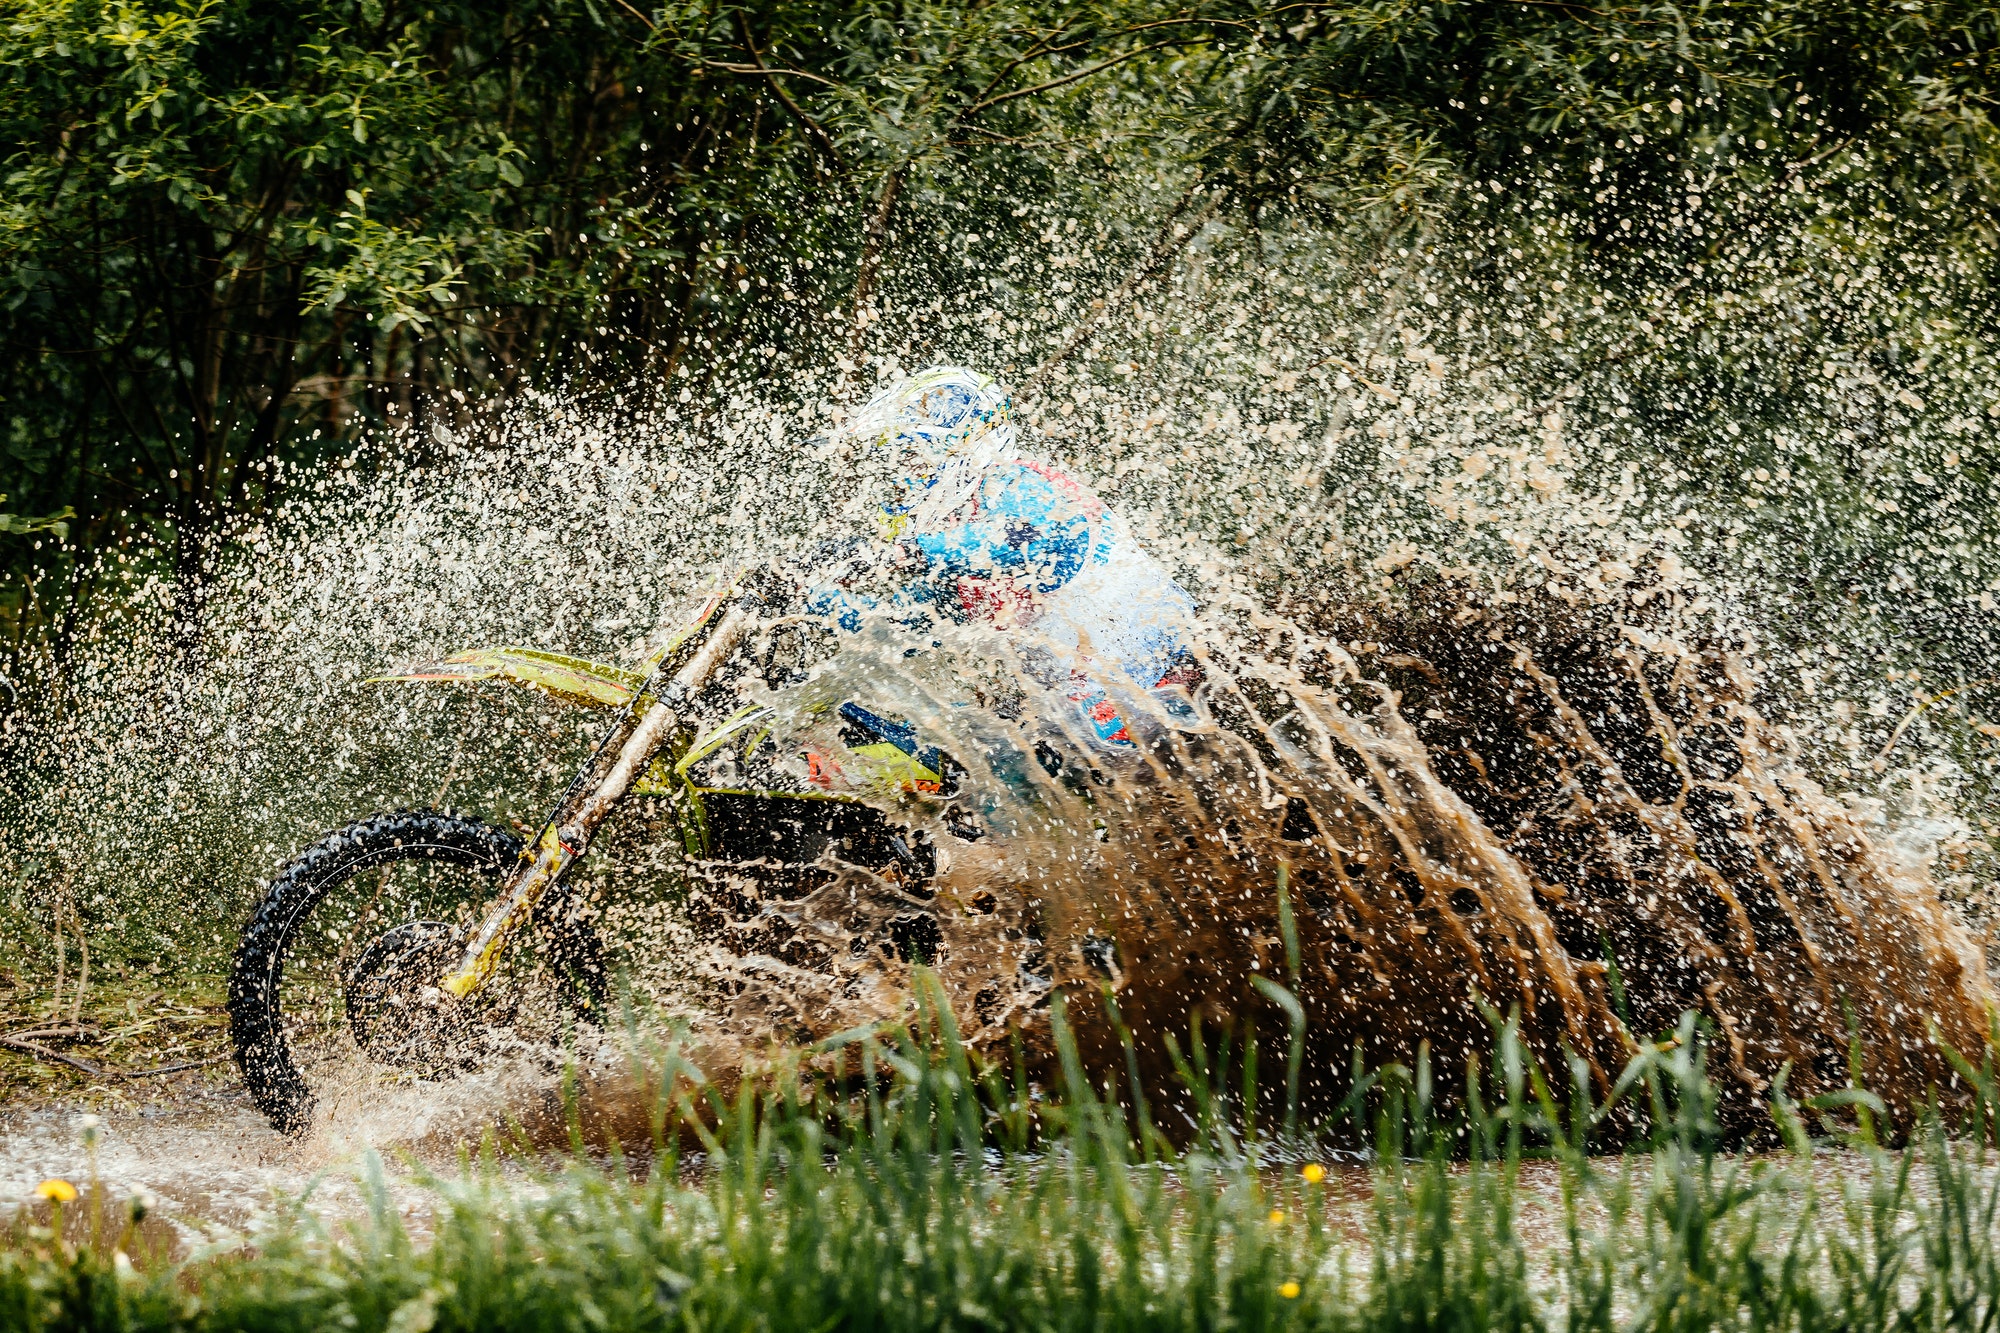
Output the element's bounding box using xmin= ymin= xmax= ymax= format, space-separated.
xmin=804 ymin=366 xmax=1197 ymax=752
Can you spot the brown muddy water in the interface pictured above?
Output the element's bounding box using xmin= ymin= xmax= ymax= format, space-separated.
xmin=3 ymin=275 xmax=1995 ymax=1232
xmin=687 ymin=584 xmax=1993 ymax=1144
xmin=2 ymin=583 xmax=1989 ymax=1243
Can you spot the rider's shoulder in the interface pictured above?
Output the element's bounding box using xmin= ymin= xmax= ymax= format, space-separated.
xmin=981 ymin=455 xmax=1108 ymax=519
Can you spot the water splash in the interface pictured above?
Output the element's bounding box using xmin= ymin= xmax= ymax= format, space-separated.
xmin=663 ymin=576 xmax=1988 ymax=1141
xmin=3 ymin=207 xmax=1995 ymax=1155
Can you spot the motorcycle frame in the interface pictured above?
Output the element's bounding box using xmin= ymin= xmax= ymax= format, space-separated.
xmin=376 ymin=576 xmax=945 ymax=1002
xmin=437 ymin=595 xmax=753 ymax=999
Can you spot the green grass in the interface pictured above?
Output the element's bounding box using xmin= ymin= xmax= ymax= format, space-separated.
xmin=9 ymin=977 xmax=2000 ymax=1333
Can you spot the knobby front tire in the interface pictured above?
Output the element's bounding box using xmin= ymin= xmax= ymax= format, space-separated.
xmin=228 ymin=810 xmax=522 ymax=1135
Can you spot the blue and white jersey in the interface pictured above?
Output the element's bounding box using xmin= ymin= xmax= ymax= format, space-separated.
xmin=807 ymin=367 xmax=1196 ymax=747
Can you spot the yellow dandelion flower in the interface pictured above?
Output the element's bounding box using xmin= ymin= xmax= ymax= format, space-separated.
xmin=36 ymin=1179 xmax=77 ymax=1202
xmin=1268 ymin=1208 xmax=1286 ymax=1225
xmin=1302 ymin=1162 xmax=1327 ymax=1183
xmin=1280 ymin=1281 xmax=1302 ymax=1300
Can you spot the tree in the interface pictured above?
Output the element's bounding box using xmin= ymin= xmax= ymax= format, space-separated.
xmin=5 ymin=0 xmax=2000 ymax=675
xmin=0 ymin=0 xmax=1258 ymax=662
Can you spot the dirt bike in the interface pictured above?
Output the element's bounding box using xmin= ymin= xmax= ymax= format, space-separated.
xmin=227 ymin=574 xmax=957 ymax=1134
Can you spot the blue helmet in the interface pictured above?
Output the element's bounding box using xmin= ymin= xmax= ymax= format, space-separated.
xmin=844 ymin=366 xmax=1015 ymax=489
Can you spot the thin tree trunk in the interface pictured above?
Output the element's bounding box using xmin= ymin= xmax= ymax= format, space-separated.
xmin=843 ymin=166 xmax=903 ymax=388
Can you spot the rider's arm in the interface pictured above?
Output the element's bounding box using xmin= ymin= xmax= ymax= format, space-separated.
xmin=907 ymin=461 xmax=1098 ymax=598
xmin=801 ymin=538 xmax=938 ymax=632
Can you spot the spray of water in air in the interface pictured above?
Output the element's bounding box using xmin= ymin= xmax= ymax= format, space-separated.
xmin=3 ymin=155 xmax=1998 ymax=1166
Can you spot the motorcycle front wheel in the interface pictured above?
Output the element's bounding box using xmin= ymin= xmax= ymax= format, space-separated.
xmin=228 ymin=809 xmax=604 ymax=1134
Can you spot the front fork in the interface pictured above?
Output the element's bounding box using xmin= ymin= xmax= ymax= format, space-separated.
xmin=439 ymin=607 xmax=752 ymax=999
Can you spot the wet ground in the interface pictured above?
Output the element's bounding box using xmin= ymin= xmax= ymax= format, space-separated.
xmin=0 ymin=1074 xmax=429 ymax=1246
xmin=0 ymin=948 xmax=1977 ymax=1279
xmin=0 ymin=962 xmax=459 ymax=1248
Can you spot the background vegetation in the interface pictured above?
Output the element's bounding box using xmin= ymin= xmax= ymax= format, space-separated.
xmin=7 ymin=0 xmax=2000 ymax=649
xmin=7 ymin=8 xmax=2000 ymax=1309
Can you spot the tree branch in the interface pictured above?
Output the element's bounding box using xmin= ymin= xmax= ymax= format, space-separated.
xmin=696 ymin=57 xmax=839 ymax=87
xmin=609 ymin=0 xmax=655 ymax=30
xmin=844 ymin=166 xmax=904 ymax=384
xmin=1033 ymin=182 xmax=1225 ymax=382
xmin=0 ymin=1033 xmax=104 ymax=1076
xmin=962 ymin=39 xmax=1194 ymax=119
xmin=735 ymin=11 xmax=845 ymax=171
xmin=966 ymin=20 xmax=1089 ymax=107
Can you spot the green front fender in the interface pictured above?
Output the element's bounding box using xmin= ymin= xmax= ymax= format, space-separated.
xmin=371 ymin=645 xmax=649 ymax=707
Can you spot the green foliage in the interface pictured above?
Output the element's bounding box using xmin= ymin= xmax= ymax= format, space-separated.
xmin=7 ymin=0 xmax=2000 ymax=972
xmin=9 ymin=994 xmax=2000 ymax=1332
xmin=7 ymin=0 xmax=2000 ymax=582
xmin=0 ymin=0 xmax=1226 ymax=589
xmin=0 ymin=499 xmax=70 ymax=543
